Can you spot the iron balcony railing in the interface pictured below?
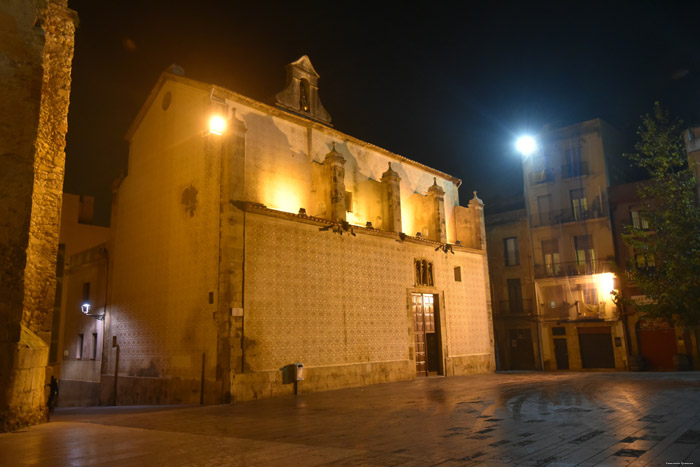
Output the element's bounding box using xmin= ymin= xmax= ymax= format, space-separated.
xmin=495 ymin=299 xmax=534 ymax=316
xmin=530 ymin=170 xmax=556 ymax=185
xmin=561 ymin=161 xmax=589 ymax=178
xmin=530 ymin=201 xmax=608 ymax=228
xmin=533 ymin=260 xmax=613 ymax=279
xmin=541 ymin=301 xmax=616 ymax=321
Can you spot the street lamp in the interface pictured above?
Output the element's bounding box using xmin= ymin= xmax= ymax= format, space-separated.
xmin=208 ymin=115 xmax=227 ymax=135
xmin=515 ymin=135 xmax=538 ymax=157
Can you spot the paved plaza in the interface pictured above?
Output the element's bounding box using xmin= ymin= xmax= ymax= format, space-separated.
xmin=1 ymin=372 xmax=699 ymax=466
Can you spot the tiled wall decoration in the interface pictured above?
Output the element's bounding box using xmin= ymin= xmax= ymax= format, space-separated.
xmin=244 ymin=213 xmax=492 ymax=372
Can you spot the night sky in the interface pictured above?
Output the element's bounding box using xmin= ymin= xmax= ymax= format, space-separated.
xmin=65 ymin=1 xmax=700 ymax=225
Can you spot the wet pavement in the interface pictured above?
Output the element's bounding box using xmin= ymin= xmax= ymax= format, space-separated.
xmin=1 ymin=372 xmax=699 ymax=466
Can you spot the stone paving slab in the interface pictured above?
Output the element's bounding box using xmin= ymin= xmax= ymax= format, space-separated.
xmin=1 ymin=372 xmax=699 ymax=466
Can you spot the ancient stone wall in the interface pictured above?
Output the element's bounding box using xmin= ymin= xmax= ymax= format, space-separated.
xmin=0 ymin=0 xmax=76 ymax=431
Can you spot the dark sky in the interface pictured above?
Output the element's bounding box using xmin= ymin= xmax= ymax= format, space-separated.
xmin=65 ymin=1 xmax=700 ymax=225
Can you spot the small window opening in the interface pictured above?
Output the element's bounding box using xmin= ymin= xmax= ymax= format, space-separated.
xmin=454 ymin=266 xmax=462 ymax=282
xmin=92 ymin=333 xmax=98 ymax=360
xmin=414 ymin=259 xmax=434 ymax=286
xmin=78 ymin=333 xmax=84 ymax=359
xmin=82 ymin=282 xmax=91 ymax=302
xmin=299 ymin=79 xmax=310 ymax=112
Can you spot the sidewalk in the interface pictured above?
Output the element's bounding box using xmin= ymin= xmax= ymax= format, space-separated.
xmin=1 ymin=372 xmax=699 ymax=466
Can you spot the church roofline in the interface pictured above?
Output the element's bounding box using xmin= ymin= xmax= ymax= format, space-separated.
xmin=125 ymin=70 xmax=462 ymax=186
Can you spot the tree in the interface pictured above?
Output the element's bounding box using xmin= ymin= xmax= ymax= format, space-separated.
xmin=623 ymin=103 xmax=700 ymax=327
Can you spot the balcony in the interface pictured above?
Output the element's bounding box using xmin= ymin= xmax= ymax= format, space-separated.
xmin=561 ymin=161 xmax=589 ymax=178
xmin=530 ymin=170 xmax=555 ymax=185
xmin=541 ymin=301 xmax=613 ymax=321
xmin=533 ymin=260 xmax=612 ymax=279
xmin=530 ymin=202 xmax=608 ymax=228
xmin=495 ymin=299 xmax=534 ymax=317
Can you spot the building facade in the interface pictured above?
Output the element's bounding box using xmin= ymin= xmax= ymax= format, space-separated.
xmin=488 ymin=119 xmax=629 ymax=371
xmin=485 ymin=208 xmax=540 ymax=370
xmin=50 ymin=194 xmax=111 ymax=406
xmin=100 ymin=56 xmax=495 ymax=404
xmin=609 ymin=181 xmax=700 ymax=371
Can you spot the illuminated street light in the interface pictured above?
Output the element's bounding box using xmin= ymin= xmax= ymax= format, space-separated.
xmin=515 ymin=135 xmax=537 ymax=156
xmin=209 ymin=115 xmax=227 ymax=135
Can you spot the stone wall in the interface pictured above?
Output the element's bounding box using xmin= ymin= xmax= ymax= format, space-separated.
xmin=0 ymin=0 xmax=76 ymax=431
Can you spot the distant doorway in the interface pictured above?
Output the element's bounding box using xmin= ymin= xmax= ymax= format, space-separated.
xmin=578 ymin=327 xmax=615 ymax=369
xmin=412 ymin=293 xmax=442 ymax=376
xmin=637 ymin=320 xmax=676 ymax=371
xmin=509 ymin=328 xmax=536 ymax=370
xmin=553 ymin=338 xmax=569 ymax=370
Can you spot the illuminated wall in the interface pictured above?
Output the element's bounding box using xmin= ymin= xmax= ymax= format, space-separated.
xmin=107 ymin=80 xmax=220 ymax=394
xmin=107 ymin=70 xmax=488 ymax=404
xmin=243 ymin=212 xmax=492 ymax=371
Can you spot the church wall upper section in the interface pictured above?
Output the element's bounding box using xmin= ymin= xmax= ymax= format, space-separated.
xmin=125 ymin=67 xmax=464 ymax=243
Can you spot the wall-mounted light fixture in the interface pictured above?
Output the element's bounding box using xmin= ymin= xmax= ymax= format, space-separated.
xmin=319 ymin=220 xmax=356 ymax=237
xmin=80 ymin=302 xmax=105 ymax=320
xmin=435 ymin=244 xmax=455 ymax=254
xmin=203 ymin=88 xmax=228 ymax=136
xmin=208 ymin=115 xmax=227 ymax=135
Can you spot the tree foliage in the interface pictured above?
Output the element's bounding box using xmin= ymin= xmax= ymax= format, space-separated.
xmin=623 ymin=103 xmax=700 ymax=327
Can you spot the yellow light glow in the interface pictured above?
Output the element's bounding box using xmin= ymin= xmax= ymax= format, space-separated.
xmin=594 ymin=272 xmax=616 ymax=301
xmin=268 ymin=181 xmax=303 ymax=214
xmin=209 ymin=115 xmax=227 ymax=135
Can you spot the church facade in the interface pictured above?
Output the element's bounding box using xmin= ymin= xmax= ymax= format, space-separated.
xmin=102 ymin=57 xmax=494 ymax=404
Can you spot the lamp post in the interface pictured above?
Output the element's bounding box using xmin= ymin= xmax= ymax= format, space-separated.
xmin=516 ymin=135 xmax=538 ymax=157
xmin=515 ymin=135 xmax=545 ymax=370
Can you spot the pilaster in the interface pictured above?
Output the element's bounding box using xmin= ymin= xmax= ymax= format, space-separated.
xmin=427 ymin=178 xmax=446 ymax=243
xmin=214 ymin=109 xmax=247 ymax=403
xmin=468 ymin=191 xmax=486 ymax=250
xmin=323 ymin=143 xmax=346 ymax=222
xmin=381 ymin=163 xmax=402 ymax=232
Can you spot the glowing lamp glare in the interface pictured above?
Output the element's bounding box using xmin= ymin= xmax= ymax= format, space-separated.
xmin=515 ymin=135 xmax=537 ymax=156
xmin=209 ymin=115 xmax=227 ymax=135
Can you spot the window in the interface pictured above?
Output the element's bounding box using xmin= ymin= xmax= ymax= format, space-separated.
xmin=82 ymin=282 xmax=91 ymax=303
xmin=299 ymin=78 xmax=310 ymax=112
xmin=507 ymin=278 xmax=523 ymax=313
xmin=537 ymin=195 xmax=552 ymax=226
xmin=630 ymin=209 xmax=649 ymax=230
xmin=92 ymin=333 xmax=98 ymax=360
xmin=542 ymin=239 xmax=560 ymax=276
xmin=414 ymin=259 xmax=434 ymax=286
xmin=574 ymin=235 xmax=595 ymax=270
xmin=570 ymin=188 xmax=588 ymax=221
xmin=453 ymin=266 xmax=462 ymax=282
xmin=634 ymin=251 xmax=655 ymax=269
xmin=77 ymin=333 xmax=84 ymax=359
xmin=583 ymin=286 xmax=598 ymax=305
xmin=562 ymin=146 xmax=584 ymax=178
xmin=504 ymin=237 xmax=519 ymax=266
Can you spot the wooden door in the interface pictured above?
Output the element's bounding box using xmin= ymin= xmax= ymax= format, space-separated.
xmin=509 ymin=328 xmax=536 ymax=370
xmin=553 ymin=338 xmax=569 ymax=369
xmin=638 ymin=327 xmax=676 ymax=371
xmin=413 ymin=294 xmax=440 ymax=376
xmin=578 ymin=327 xmax=615 ymax=369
